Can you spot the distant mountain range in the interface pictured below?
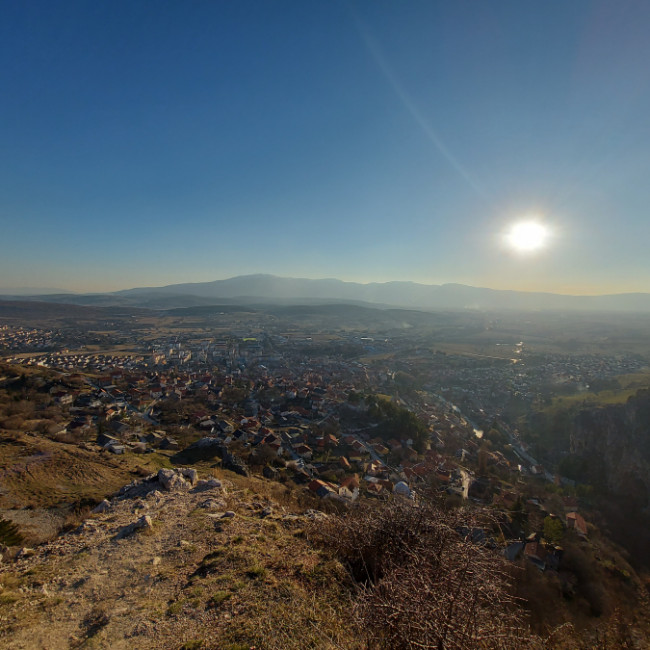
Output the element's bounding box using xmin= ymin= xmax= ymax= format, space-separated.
xmin=0 ymin=287 xmax=72 ymax=296
xmin=2 ymin=274 xmax=650 ymax=313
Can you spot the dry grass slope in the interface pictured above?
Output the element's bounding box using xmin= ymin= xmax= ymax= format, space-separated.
xmin=0 ymin=468 xmax=359 ymax=650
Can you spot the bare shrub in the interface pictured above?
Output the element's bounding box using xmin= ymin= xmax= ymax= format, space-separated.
xmin=83 ymin=605 xmax=110 ymax=638
xmin=543 ymin=610 xmax=642 ymax=650
xmin=0 ymin=517 xmax=23 ymax=546
xmin=60 ymin=499 xmax=100 ymax=533
xmin=316 ymin=495 xmax=534 ymax=649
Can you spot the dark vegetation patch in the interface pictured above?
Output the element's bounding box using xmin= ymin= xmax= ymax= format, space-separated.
xmin=0 ymin=517 xmax=23 ymax=546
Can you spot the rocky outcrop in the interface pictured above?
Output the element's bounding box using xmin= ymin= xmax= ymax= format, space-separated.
xmin=174 ymin=439 xmax=249 ymax=476
xmin=219 ymin=446 xmax=249 ymax=477
xmin=114 ymin=515 xmax=153 ymax=540
xmin=92 ymin=499 xmax=111 ymax=514
xmin=117 ymin=468 xmax=204 ymax=500
xmin=0 ymin=465 xmax=339 ymax=650
xmin=570 ymin=389 xmax=650 ymax=509
xmin=157 ymin=468 xmax=190 ymax=491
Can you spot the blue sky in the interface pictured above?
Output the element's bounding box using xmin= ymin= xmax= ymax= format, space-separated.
xmin=2 ymin=0 xmax=650 ymax=294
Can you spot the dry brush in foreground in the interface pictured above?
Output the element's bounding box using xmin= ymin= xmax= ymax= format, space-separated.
xmin=314 ymin=496 xmax=532 ymax=650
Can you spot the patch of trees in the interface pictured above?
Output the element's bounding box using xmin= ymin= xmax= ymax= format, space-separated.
xmin=522 ymin=405 xmax=577 ymax=461
xmin=219 ymin=385 xmax=250 ymax=408
xmin=543 ymin=516 xmax=564 ymax=544
xmin=393 ymin=370 xmax=420 ymax=393
xmin=558 ymin=454 xmax=599 ymax=485
xmin=366 ymin=395 xmax=428 ymax=452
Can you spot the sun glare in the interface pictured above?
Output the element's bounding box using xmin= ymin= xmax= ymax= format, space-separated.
xmin=506 ymin=220 xmax=549 ymax=253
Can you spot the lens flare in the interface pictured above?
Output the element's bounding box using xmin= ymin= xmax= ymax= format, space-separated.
xmin=506 ymin=221 xmax=549 ymax=252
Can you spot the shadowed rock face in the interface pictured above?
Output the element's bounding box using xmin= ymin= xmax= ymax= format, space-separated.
xmin=571 ymin=389 xmax=650 ymax=509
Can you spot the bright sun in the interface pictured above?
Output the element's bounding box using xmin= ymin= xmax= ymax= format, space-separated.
xmin=506 ymin=221 xmax=549 ymax=252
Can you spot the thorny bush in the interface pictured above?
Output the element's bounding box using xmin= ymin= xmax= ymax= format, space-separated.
xmin=314 ymin=495 xmax=530 ymax=650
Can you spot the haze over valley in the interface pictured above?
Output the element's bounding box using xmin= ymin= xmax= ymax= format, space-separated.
xmin=5 ymin=274 xmax=650 ymax=313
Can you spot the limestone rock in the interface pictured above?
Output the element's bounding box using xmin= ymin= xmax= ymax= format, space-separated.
xmin=114 ymin=515 xmax=153 ymax=540
xmin=195 ymin=477 xmax=222 ymax=491
xmin=199 ymin=498 xmax=227 ymax=510
xmin=220 ymin=448 xmax=249 ymax=477
xmin=92 ymin=499 xmax=111 ymax=514
xmin=157 ymin=469 xmax=189 ymax=492
xmin=303 ymin=509 xmax=328 ymax=522
xmin=180 ymin=468 xmax=198 ymax=486
xmin=146 ymin=489 xmax=163 ymax=501
xmin=157 ymin=469 xmax=175 ymax=490
xmin=73 ymin=521 xmax=99 ymax=535
xmin=171 ymin=474 xmax=190 ymax=491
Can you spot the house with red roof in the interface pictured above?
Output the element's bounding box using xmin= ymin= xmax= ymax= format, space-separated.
xmin=566 ymin=512 xmax=588 ymax=538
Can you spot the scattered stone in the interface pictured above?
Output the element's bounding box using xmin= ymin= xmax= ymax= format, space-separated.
xmin=118 ymin=479 xmax=140 ymax=496
xmin=171 ymin=474 xmax=190 ymax=491
xmin=303 ymin=510 xmax=328 ymax=521
xmin=146 ymin=489 xmax=163 ymax=501
xmin=195 ymin=477 xmax=222 ymax=491
xmin=222 ymin=511 xmax=236 ymax=519
xmin=260 ymin=506 xmax=273 ymax=518
xmin=17 ymin=547 xmax=35 ymax=559
xmin=157 ymin=469 xmax=189 ymax=492
xmin=92 ymin=499 xmax=111 ymax=514
xmin=180 ymin=468 xmax=198 ymax=485
xmin=118 ymin=473 xmax=161 ymax=500
xmin=73 ymin=521 xmax=99 ymax=535
xmin=114 ymin=515 xmax=153 ymax=540
xmin=157 ymin=469 xmax=175 ymax=489
xmin=152 ymin=556 xmax=161 ymax=566
xmin=199 ymin=498 xmax=227 ymax=510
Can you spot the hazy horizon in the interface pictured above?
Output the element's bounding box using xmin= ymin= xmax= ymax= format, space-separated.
xmin=3 ymin=2 xmax=650 ymax=295
xmin=2 ymin=272 xmax=650 ymax=299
